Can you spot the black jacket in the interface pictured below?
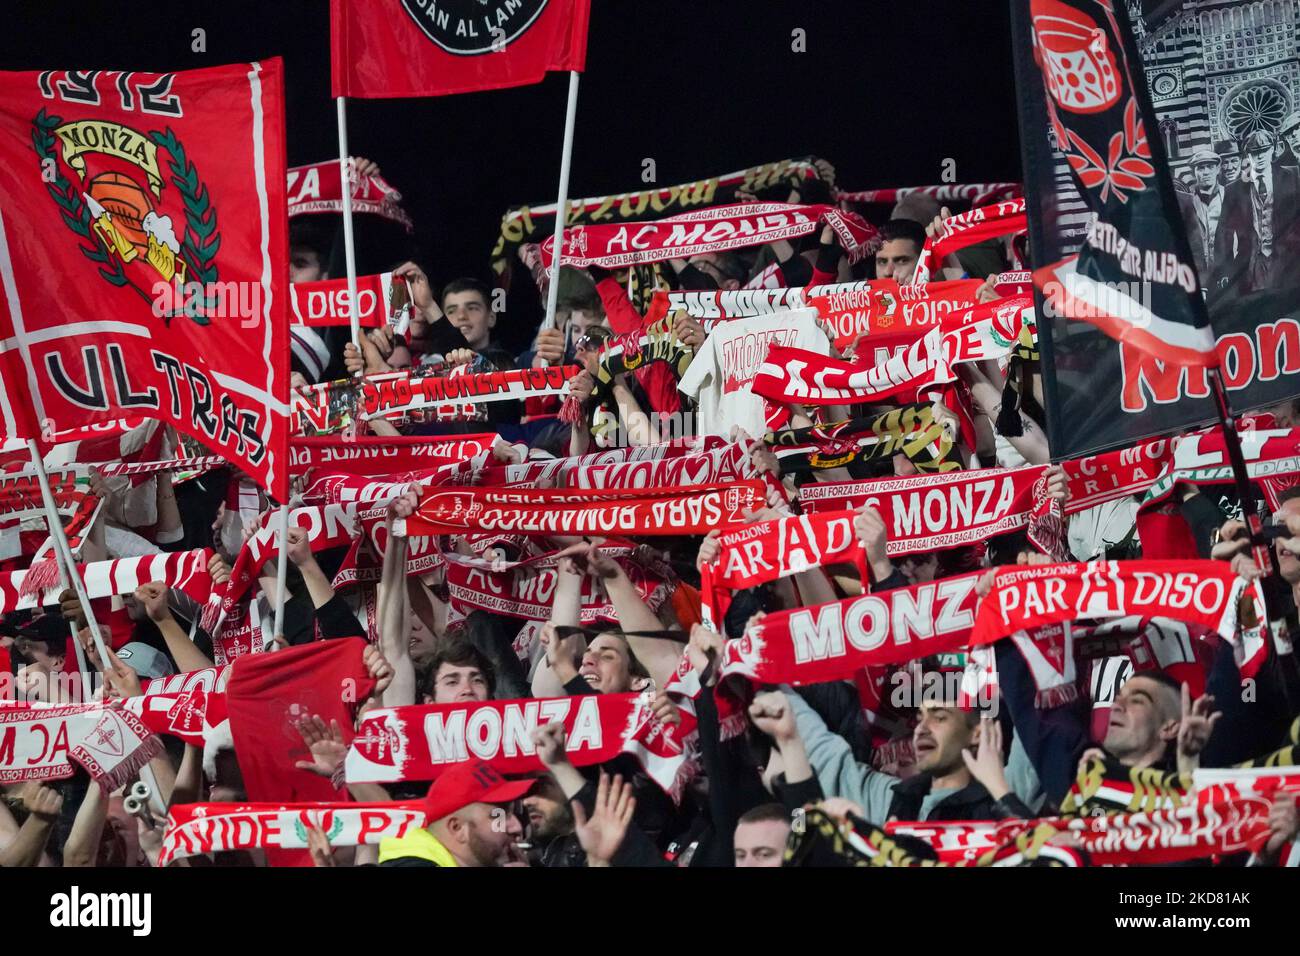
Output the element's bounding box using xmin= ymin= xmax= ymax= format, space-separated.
xmin=885 ymin=773 xmax=1035 ymax=822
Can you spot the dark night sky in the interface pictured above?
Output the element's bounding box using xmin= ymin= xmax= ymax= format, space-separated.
xmin=0 ymin=0 xmax=1021 ymax=309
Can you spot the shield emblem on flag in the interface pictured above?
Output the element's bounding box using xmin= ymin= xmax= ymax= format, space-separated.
xmin=1031 ymin=0 xmax=1120 ymax=114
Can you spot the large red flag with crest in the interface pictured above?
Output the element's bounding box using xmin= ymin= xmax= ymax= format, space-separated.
xmin=0 ymin=61 xmax=290 ymax=501
xmin=331 ymin=0 xmax=591 ymax=99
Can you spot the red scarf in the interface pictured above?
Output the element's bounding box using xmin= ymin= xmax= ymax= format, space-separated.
xmin=724 ymin=571 xmax=984 ymax=685
xmin=290 ymin=433 xmax=497 ymax=475
xmin=800 ymin=427 xmax=1300 ymax=558
xmin=751 ymin=296 xmax=1031 ymax=406
xmin=289 ymin=272 xmax=398 ymax=329
xmin=972 ymin=560 xmax=1263 ymax=674
xmin=158 ymin=801 xmax=428 ymax=866
xmin=807 ymin=279 xmax=986 ymax=352
xmin=887 ymin=791 xmax=1273 ymax=866
xmin=801 ymin=465 xmax=1052 ymax=555
xmin=346 ymin=693 xmax=696 ymax=801
xmin=701 ymin=511 xmax=863 ymax=623
xmin=834 ymin=183 xmax=1022 ymax=205
xmin=566 ymin=442 xmax=756 ymax=490
xmin=359 ymin=365 xmax=579 ymax=421
xmin=287 ymin=159 xmax=413 ymax=231
xmin=473 ymin=436 xmax=726 ymax=487
xmin=541 ymin=202 xmax=879 ymax=269
xmin=911 ymin=198 xmax=1028 ymax=284
xmin=5 ymin=549 xmax=216 ymax=612
xmin=445 ymin=555 xmax=671 ymax=624
xmin=400 ymin=482 xmax=766 ymax=538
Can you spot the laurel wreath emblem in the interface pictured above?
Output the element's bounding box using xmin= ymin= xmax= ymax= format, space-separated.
xmin=32 ymin=110 xmax=222 ymax=326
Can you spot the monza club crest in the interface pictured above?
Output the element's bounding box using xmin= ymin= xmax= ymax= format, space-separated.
xmin=32 ymin=108 xmax=221 ymax=326
xmin=401 ymin=0 xmax=550 ymax=55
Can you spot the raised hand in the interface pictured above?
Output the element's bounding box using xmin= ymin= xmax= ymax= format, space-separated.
xmin=571 ymin=771 xmax=636 ymax=867
xmin=294 ymin=715 xmax=348 ymax=778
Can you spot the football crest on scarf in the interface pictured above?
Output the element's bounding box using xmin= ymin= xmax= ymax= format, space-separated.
xmin=33 ymin=97 xmax=222 ymax=327
xmin=401 ymin=0 xmax=551 ymax=55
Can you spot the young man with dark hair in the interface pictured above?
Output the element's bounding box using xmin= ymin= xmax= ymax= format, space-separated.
xmin=422 ymin=639 xmax=496 ymax=704
xmin=874 ymin=218 xmax=928 ymax=282
xmin=441 ymin=277 xmax=497 ymax=352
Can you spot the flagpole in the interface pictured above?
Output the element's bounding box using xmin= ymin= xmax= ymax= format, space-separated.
xmin=1208 ymin=370 xmax=1281 ymax=579
xmin=541 ymin=71 xmax=582 ymax=336
xmin=271 ymin=502 xmax=290 ymax=647
xmin=335 ymin=96 xmax=364 ymax=356
xmin=24 ymin=439 xmax=108 ymax=700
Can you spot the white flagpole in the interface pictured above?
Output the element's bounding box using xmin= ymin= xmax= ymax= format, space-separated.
xmin=270 ymin=502 xmax=290 ymax=647
xmin=541 ymin=71 xmax=582 ymax=335
xmin=24 ymin=439 xmax=108 ymax=700
xmin=335 ymin=96 xmax=364 ymax=356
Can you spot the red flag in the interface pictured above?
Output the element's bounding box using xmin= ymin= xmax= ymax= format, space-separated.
xmin=331 ymin=0 xmax=591 ymax=99
xmin=0 ymin=62 xmax=291 ymax=501
xmin=226 ymin=638 xmax=375 ymax=866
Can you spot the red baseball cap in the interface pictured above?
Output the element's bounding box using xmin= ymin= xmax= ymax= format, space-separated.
xmin=424 ymin=761 xmax=534 ymax=821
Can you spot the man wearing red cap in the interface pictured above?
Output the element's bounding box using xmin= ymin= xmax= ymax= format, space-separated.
xmin=378 ymin=761 xmax=530 ymax=867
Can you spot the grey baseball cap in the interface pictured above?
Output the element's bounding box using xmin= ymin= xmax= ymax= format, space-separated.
xmin=114 ymin=642 xmax=175 ymax=680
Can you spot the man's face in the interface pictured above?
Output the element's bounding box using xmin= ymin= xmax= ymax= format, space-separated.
xmin=1222 ymin=154 xmax=1241 ymax=182
xmin=912 ymin=705 xmax=975 ymax=776
xmin=578 ymin=634 xmax=633 ymax=694
xmin=521 ymin=778 xmax=572 ymax=842
xmin=432 ymin=662 xmax=490 ymax=704
xmin=875 ymin=239 xmax=921 ymax=283
xmin=1276 ymin=499 xmax=1300 ymax=584
xmin=569 ymin=309 xmax=603 ymax=338
xmin=1103 ymin=676 xmax=1177 ymax=761
xmin=1247 ymin=147 xmax=1271 ymax=179
xmin=443 ymin=290 xmax=494 ymax=350
xmin=1286 ymin=127 xmax=1300 ymax=157
xmin=457 ymin=802 xmax=524 ymax=867
xmin=1194 ymin=161 xmax=1220 ymax=193
xmin=733 ymin=818 xmax=790 ymax=867
xmin=290 ymin=246 xmax=325 ymax=284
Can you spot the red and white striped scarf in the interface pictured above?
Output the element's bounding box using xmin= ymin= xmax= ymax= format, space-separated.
xmin=289 ymin=433 xmax=498 ymax=475
xmin=345 ymin=693 xmax=697 ymax=801
xmin=4 ymin=549 xmax=216 ymax=611
xmin=910 ymin=198 xmax=1028 ymax=284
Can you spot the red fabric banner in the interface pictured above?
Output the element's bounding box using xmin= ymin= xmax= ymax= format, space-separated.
xmin=0 ymin=63 xmax=291 ymax=500
xmin=331 ymin=0 xmax=591 ymax=99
